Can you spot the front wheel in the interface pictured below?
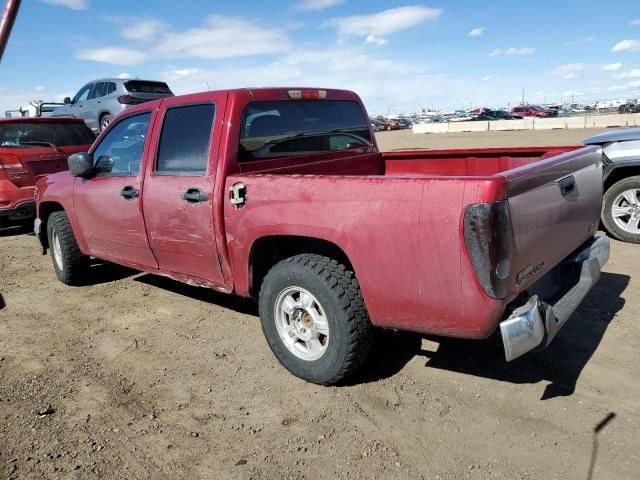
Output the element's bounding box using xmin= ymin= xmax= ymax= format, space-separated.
xmin=47 ymin=211 xmax=89 ymax=285
xmin=259 ymin=254 xmax=373 ymax=385
xmin=602 ymin=176 xmax=640 ymax=244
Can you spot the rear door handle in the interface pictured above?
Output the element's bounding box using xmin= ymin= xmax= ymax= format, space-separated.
xmin=120 ymin=185 xmax=139 ymax=200
xmin=559 ymin=176 xmax=576 ymax=196
xmin=181 ymin=187 xmax=208 ymax=204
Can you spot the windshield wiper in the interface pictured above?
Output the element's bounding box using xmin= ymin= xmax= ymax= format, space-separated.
xmin=19 ymin=141 xmax=63 ymax=152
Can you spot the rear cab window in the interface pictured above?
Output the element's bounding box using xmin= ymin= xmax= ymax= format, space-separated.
xmin=239 ymin=100 xmax=373 ymax=162
xmin=0 ymin=122 xmax=95 ymax=148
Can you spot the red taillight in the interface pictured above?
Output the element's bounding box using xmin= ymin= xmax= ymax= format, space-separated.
xmin=287 ymin=90 xmax=327 ymax=100
xmin=118 ymin=95 xmax=136 ymax=105
xmin=0 ymin=154 xmax=24 ymax=182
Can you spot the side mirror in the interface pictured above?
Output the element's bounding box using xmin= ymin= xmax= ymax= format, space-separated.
xmin=68 ymin=152 xmax=94 ymax=177
xmin=64 ymin=97 xmax=72 ymax=104
xmin=94 ymin=156 xmax=114 ymax=174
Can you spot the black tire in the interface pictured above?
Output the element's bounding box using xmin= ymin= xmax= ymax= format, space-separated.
xmin=601 ymin=176 xmax=640 ymax=244
xmin=99 ymin=114 xmax=113 ymax=132
xmin=47 ymin=211 xmax=89 ymax=285
xmin=259 ymin=254 xmax=373 ymax=385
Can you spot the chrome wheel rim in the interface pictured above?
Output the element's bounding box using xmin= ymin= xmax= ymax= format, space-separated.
xmin=274 ymin=286 xmax=329 ymax=361
xmin=52 ymin=230 xmax=64 ymax=271
xmin=101 ymin=116 xmax=111 ymax=130
xmin=612 ymin=188 xmax=640 ymax=234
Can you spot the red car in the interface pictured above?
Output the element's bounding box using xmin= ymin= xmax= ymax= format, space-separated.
xmin=511 ymin=105 xmax=556 ymax=117
xmin=35 ymin=88 xmax=607 ymax=385
xmin=0 ymin=117 xmax=94 ymax=227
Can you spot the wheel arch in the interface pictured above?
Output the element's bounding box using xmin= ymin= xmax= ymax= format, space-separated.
xmin=604 ymin=163 xmax=640 ymax=192
xmin=248 ymin=235 xmax=355 ymax=298
xmin=37 ymin=201 xmax=65 ymax=249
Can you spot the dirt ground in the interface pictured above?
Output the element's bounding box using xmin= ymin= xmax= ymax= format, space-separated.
xmin=1 ymin=129 xmax=638 ymax=480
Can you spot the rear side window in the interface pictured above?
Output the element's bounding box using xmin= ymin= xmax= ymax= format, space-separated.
xmin=125 ymin=81 xmax=173 ymax=95
xmin=239 ymin=100 xmax=372 ymax=162
xmin=0 ymin=122 xmax=96 ymax=147
xmin=106 ymin=82 xmax=117 ymax=95
xmin=155 ymin=104 xmax=215 ymax=175
xmin=90 ymin=82 xmax=107 ymax=100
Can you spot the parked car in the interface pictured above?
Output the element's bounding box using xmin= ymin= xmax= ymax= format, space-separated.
xmin=584 ymin=127 xmax=640 ymax=243
xmin=379 ymin=119 xmax=402 ymax=131
xmin=370 ymin=119 xmax=385 ymax=132
xmin=618 ymin=103 xmax=640 ymax=114
xmin=34 ymin=87 xmax=608 ymax=385
xmin=511 ymin=105 xmax=556 ymax=118
xmin=53 ymin=78 xmax=174 ymax=133
xmin=0 ymin=117 xmax=95 ymax=227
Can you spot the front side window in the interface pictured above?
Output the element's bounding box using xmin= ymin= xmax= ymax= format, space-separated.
xmin=155 ymin=104 xmax=215 ymax=175
xmin=74 ymin=84 xmax=93 ymax=103
xmin=239 ymin=100 xmax=373 ymax=162
xmin=92 ymin=112 xmax=151 ymax=177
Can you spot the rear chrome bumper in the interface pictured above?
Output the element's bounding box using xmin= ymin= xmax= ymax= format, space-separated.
xmin=0 ymin=200 xmax=35 ymax=221
xmin=500 ymin=235 xmax=610 ymax=361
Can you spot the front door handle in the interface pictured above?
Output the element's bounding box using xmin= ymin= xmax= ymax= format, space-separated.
xmin=181 ymin=187 xmax=208 ymax=204
xmin=120 ymin=185 xmax=139 ymax=200
xmin=559 ymin=176 xmax=576 ymax=196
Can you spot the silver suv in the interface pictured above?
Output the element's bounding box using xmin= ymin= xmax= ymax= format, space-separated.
xmin=53 ymin=78 xmax=174 ymax=132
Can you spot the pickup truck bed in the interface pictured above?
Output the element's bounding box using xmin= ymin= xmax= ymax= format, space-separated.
xmin=34 ymin=87 xmax=609 ymax=384
xmin=225 ymin=144 xmax=603 ymax=340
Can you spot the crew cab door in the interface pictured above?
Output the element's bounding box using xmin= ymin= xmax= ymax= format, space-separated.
xmin=141 ymin=95 xmax=227 ymax=286
xmin=73 ymin=110 xmax=158 ymax=268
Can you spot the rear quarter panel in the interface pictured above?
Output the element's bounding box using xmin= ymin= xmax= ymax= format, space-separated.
xmin=224 ymin=174 xmax=506 ymax=338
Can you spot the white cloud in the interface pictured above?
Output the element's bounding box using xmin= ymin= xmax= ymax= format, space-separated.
xmin=39 ymin=0 xmax=88 ymax=10
xmin=76 ymin=47 xmax=147 ymax=66
xmin=468 ymin=27 xmax=485 ymax=37
xmin=365 ymin=35 xmax=388 ymax=46
xmin=324 ymin=6 xmax=442 ymax=43
xmin=481 ymin=75 xmax=492 ymax=82
xmin=488 ymin=47 xmax=535 ymax=56
xmin=564 ymin=36 xmax=596 ymax=46
xmin=154 ymin=16 xmax=291 ymax=60
xmin=121 ymin=19 xmax=167 ymax=42
xmin=552 ymin=63 xmax=586 ymax=79
xmin=612 ymin=39 xmax=640 ymax=52
xmin=613 ymin=68 xmax=640 ymax=79
xmin=34 ymin=86 xmax=45 ymax=92
xmin=630 ymin=19 xmax=640 ymax=26
xmin=505 ymin=47 xmax=535 ymax=56
xmin=602 ymin=62 xmax=623 ymax=71
xmin=116 ymin=72 xmax=132 ymax=79
xmin=628 ymin=80 xmax=640 ymax=88
xmin=296 ymin=0 xmax=344 ymax=11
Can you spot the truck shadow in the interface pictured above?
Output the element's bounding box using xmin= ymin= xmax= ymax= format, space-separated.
xmin=351 ymin=272 xmax=628 ymax=400
xmin=0 ymin=223 xmax=32 ymax=238
xmin=135 ymin=275 xmax=259 ymax=316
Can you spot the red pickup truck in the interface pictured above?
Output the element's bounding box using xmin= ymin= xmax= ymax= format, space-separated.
xmin=0 ymin=117 xmax=95 ymax=227
xmin=34 ymin=88 xmax=609 ymax=385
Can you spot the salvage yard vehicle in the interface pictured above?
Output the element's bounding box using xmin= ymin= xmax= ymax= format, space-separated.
xmin=53 ymin=78 xmax=174 ymax=133
xmin=34 ymin=87 xmax=609 ymax=385
xmin=0 ymin=117 xmax=95 ymax=227
xmin=584 ymin=127 xmax=640 ymax=243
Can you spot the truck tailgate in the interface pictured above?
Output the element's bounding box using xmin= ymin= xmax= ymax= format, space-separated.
xmin=505 ymin=145 xmax=603 ymax=294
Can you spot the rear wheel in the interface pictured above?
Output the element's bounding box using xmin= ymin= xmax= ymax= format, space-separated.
xmin=47 ymin=211 xmax=89 ymax=285
xmin=602 ymin=176 xmax=640 ymax=244
xmin=99 ymin=114 xmax=113 ymax=132
xmin=259 ymin=254 xmax=373 ymax=385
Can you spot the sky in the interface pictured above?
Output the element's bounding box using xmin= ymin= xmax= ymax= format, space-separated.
xmin=1 ymin=0 xmax=640 ymax=114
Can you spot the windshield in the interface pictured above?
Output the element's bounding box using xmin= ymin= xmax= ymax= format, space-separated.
xmin=239 ymin=100 xmax=373 ymax=162
xmin=531 ymin=106 xmax=545 ymax=111
xmin=0 ymin=122 xmax=96 ymax=147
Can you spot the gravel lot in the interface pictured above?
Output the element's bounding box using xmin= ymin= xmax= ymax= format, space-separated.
xmin=1 ymin=128 xmax=638 ymax=480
